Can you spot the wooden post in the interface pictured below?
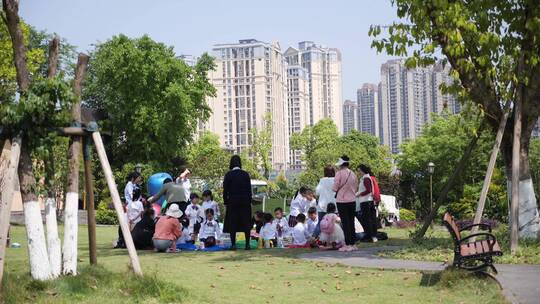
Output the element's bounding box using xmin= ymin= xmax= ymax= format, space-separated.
xmin=84 ymin=137 xmax=97 ymax=265
xmin=63 ymin=53 xmax=89 ymax=275
xmin=0 ymin=138 xmax=21 ymax=284
xmin=472 ymin=102 xmax=511 ymax=234
xmin=92 ymin=131 xmax=143 ymax=276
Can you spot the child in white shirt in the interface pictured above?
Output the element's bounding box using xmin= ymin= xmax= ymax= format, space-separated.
xmin=290 ymin=214 xmax=312 ymax=247
xmin=201 ymin=190 xmax=220 ymax=221
xmin=289 ymin=187 xmax=316 ymax=227
xmin=176 ymin=217 xmax=191 ymax=245
xmin=199 ymin=209 xmax=222 ymax=247
xmin=185 ymin=193 xmax=204 ymax=242
xmin=273 ymin=207 xmax=290 ymax=237
xmin=259 ymin=213 xmax=276 ymax=248
xmin=127 ymin=189 xmax=144 ymax=230
xmin=306 ymin=207 xmax=319 ymax=236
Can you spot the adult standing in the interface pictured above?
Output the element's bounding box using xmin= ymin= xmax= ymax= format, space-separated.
xmin=355 ymin=164 xmax=378 ymax=242
xmin=223 ymin=155 xmax=253 ymax=250
xmin=332 ymin=156 xmax=358 ymax=249
xmin=314 ymin=165 xmax=336 ymax=237
xmin=148 ymin=178 xmax=188 ymax=214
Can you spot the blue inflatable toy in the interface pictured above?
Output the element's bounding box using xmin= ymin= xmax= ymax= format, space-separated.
xmin=147 ymin=172 xmax=173 ymax=214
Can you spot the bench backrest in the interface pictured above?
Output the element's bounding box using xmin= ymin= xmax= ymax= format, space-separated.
xmin=442 ymin=212 xmax=461 ymax=242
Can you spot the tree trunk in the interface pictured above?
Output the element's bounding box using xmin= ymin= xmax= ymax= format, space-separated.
xmin=62 ymin=54 xmax=89 ymax=275
xmin=0 ymin=138 xmax=20 ymax=284
xmin=45 ymin=36 xmax=62 ymax=278
xmin=414 ymin=121 xmax=484 ymax=240
xmin=510 ymin=97 xmax=522 ymax=253
xmin=472 ymin=102 xmax=511 ymax=233
xmin=19 ymin=147 xmax=53 ymax=280
xmin=4 ymin=0 xmax=52 ymax=281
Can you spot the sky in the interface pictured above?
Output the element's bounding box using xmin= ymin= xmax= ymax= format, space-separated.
xmin=21 ymin=0 xmax=400 ymax=100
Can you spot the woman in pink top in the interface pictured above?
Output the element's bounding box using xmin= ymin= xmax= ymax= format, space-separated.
xmin=332 ymin=155 xmax=359 ymax=248
xmin=153 ymin=204 xmax=182 ymax=252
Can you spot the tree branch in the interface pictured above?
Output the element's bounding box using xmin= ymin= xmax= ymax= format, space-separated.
xmin=2 ymin=0 xmax=30 ymax=92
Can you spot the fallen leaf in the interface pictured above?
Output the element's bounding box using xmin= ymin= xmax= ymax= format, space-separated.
xmin=345 ymin=270 xmax=352 ymax=274
xmin=219 ymin=266 xmax=225 ymax=270
xmin=321 ymin=288 xmax=327 ymax=293
xmin=210 ymin=284 xmax=216 ymax=288
xmin=335 ymin=283 xmax=342 ymax=291
xmin=403 ymin=277 xmax=409 ymax=281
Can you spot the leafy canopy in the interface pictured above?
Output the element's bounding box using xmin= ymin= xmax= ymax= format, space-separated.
xmin=84 ymin=34 xmax=216 ymax=168
xmin=291 ymin=119 xmax=392 ymax=187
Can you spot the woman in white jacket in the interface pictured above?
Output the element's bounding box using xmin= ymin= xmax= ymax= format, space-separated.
xmin=314 ymin=166 xmax=336 ymax=237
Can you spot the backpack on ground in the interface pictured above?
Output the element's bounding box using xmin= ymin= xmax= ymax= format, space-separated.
xmin=320 ymin=215 xmax=335 ymax=234
xmin=371 ymin=175 xmax=381 ymax=203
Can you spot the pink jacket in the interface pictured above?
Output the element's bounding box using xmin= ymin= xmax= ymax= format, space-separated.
xmin=332 ymin=168 xmax=358 ymax=203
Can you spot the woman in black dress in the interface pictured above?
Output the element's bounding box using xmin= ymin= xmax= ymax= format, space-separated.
xmin=223 ymin=155 xmax=252 ymax=250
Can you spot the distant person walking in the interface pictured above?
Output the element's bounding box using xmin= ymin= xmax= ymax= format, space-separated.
xmin=223 ymin=155 xmax=253 ymax=250
xmin=314 ymin=165 xmax=336 ymax=237
xmin=332 ymin=156 xmax=358 ymax=250
xmin=356 ymin=164 xmax=378 ymax=242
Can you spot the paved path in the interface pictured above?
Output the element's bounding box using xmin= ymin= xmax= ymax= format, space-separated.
xmin=299 ymin=246 xmax=540 ymax=304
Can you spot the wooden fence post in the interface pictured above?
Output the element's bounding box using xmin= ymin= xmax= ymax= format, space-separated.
xmin=92 ymin=131 xmax=143 ymax=276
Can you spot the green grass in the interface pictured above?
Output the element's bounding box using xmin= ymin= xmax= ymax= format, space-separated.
xmin=377 ymin=226 xmax=540 ymax=265
xmin=2 ymin=225 xmax=507 ymax=304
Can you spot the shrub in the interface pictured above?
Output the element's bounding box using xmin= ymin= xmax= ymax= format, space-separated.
xmin=455 ymin=218 xmax=500 ymax=230
xmin=396 ymin=220 xmax=418 ymax=229
xmin=96 ymin=201 xmax=118 ymax=225
xmin=399 ymin=208 xmax=416 ymax=221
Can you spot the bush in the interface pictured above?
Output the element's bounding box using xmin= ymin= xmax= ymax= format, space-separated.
xmin=455 ymin=218 xmax=500 ymax=230
xmin=399 ymin=208 xmax=416 ymax=221
xmin=396 ymin=220 xmax=418 ymax=229
xmin=96 ymin=201 xmax=118 ymax=225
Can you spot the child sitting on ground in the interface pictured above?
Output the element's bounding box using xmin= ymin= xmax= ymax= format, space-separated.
xmin=290 ymin=214 xmax=312 ymax=248
xmin=318 ymin=203 xmax=345 ymax=250
xmin=199 ymin=209 xmax=222 ymax=248
xmin=251 ymin=211 xmax=265 ymax=240
xmin=201 ymin=190 xmax=220 ymax=221
xmin=306 ymin=207 xmax=318 ymax=237
xmin=259 ymin=213 xmax=276 ymax=248
xmin=176 ymin=217 xmax=191 ymax=246
xmin=185 ymin=193 xmax=205 ymax=243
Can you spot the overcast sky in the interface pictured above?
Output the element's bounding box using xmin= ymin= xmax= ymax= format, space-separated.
xmin=21 ymin=0 xmax=401 ymax=100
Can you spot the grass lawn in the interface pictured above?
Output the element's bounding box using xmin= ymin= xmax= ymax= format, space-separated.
xmin=2 ymin=225 xmax=507 ymax=303
xmin=376 ymin=226 xmax=540 ymax=265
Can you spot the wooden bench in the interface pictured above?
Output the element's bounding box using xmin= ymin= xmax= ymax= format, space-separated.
xmin=442 ymin=212 xmax=503 ymax=273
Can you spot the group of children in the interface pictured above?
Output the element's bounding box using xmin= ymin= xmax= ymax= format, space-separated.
xmin=252 ymin=188 xmax=345 ymax=250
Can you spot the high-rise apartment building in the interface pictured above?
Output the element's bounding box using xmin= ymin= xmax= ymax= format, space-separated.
xmin=357 ymin=83 xmax=380 ymax=137
xmin=343 ymin=99 xmax=358 ymax=134
xmin=377 ymin=59 xmax=459 ymax=153
xmin=286 ymin=64 xmax=310 ymax=170
xmin=284 ymin=41 xmax=343 ymax=132
xmin=199 ymin=39 xmax=289 ymax=170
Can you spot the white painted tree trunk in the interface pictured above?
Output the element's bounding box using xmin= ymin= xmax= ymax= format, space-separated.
xmin=62 ymin=192 xmax=78 ymax=275
xmin=23 ymin=200 xmax=52 ymax=281
xmin=518 ymin=179 xmax=540 ymax=238
xmin=45 ymin=197 xmax=61 ymax=277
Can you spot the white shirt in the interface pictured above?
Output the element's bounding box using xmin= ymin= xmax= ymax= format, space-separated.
xmin=260 ymin=222 xmax=276 ymax=240
xmin=199 ymin=219 xmax=222 ymax=240
xmin=272 ymin=217 xmax=290 ymax=237
xmin=306 ymin=217 xmax=318 ymax=236
xmin=124 ymin=181 xmax=135 ymax=205
xmin=127 ymin=199 xmax=144 ymax=224
xmin=185 ymin=203 xmax=204 ymax=232
xmin=290 ymin=194 xmax=316 ymax=217
xmin=201 ymin=200 xmax=220 ymax=220
xmin=357 ymin=174 xmax=374 ymax=203
xmin=316 ymin=177 xmax=336 ymax=212
xmin=292 ymin=223 xmax=311 ymax=245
